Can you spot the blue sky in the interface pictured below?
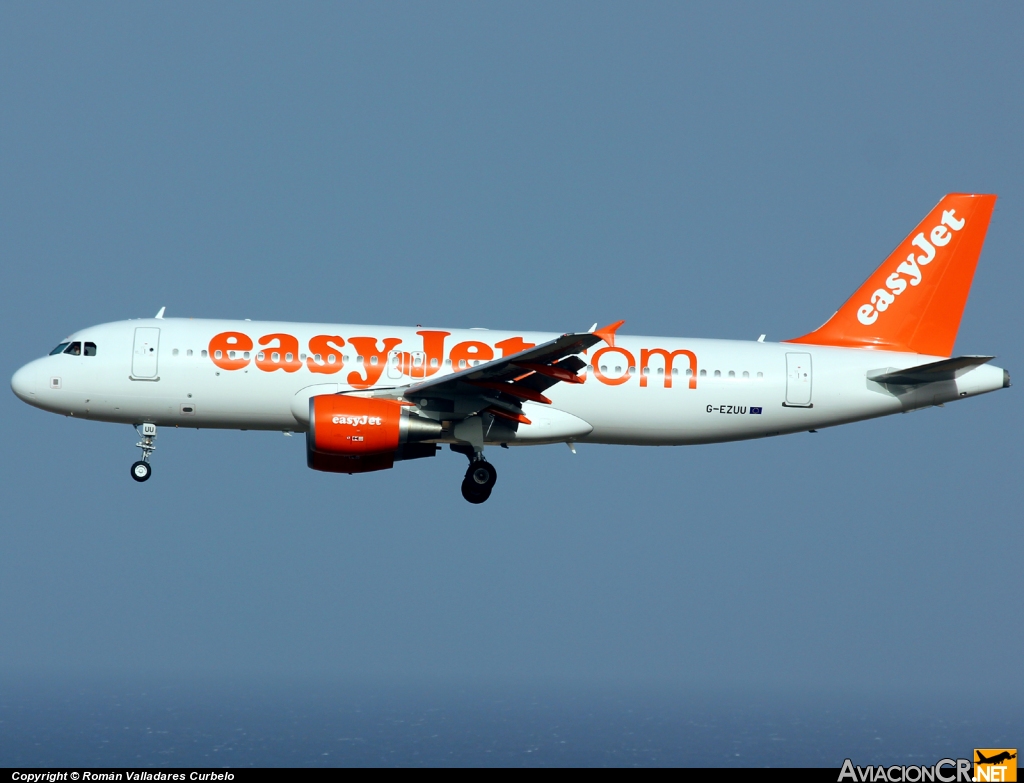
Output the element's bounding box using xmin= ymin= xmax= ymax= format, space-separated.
xmin=1 ymin=2 xmax=1021 ymax=699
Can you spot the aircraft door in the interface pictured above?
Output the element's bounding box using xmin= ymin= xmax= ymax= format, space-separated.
xmin=409 ymin=351 xmax=426 ymax=380
xmin=385 ymin=350 xmax=427 ymax=381
xmin=132 ymin=327 xmax=161 ymax=379
xmin=785 ymin=352 xmax=812 ymax=407
xmin=386 ymin=350 xmax=403 ymax=381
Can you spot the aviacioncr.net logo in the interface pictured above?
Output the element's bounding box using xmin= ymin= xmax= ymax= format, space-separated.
xmin=974 ymin=749 xmax=1017 ymax=782
xmin=839 ymin=758 xmax=973 ymax=782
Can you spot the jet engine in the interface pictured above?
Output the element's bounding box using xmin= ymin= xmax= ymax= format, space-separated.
xmin=306 ymin=395 xmax=442 ymax=474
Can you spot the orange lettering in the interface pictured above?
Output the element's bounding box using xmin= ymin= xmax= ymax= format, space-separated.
xmin=640 ymin=348 xmax=698 ymax=389
xmin=591 ymin=346 xmax=635 ymax=386
xmin=449 ymin=341 xmax=494 ymax=369
xmin=397 ymin=330 xmax=450 ymax=379
xmin=307 ymin=335 xmax=346 ymax=374
xmin=347 ymin=337 xmax=402 ymax=389
xmin=494 ymin=336 xmax=535 ymax=357
xmin=256 ymin=333 xmax=302 ymax=373
xmin=419 ymin=330 xmax=449 ymax=377
xmin=208 ymin=332 xmax=253 ymax=371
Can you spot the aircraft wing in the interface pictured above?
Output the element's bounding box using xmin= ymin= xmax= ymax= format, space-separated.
xmin=401 ymin=321 xmax=623 ymax=423
xmin=868 ymin=355 xmax=994 ymax=385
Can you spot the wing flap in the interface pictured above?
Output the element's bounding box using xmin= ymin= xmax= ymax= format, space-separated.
xmin=403 ymin=330 xmax=604 ymax=401
xmin=400 ymin=325 xmax=620 ymax=423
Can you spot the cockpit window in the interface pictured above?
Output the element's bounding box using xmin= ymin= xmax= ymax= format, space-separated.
xmin=49 ymin=342 xmax=70 ymax=355
xmin=84 ymin=342 xmax=97 ymax=356
xmin=63 ymin=342 xmax=82 ymax=356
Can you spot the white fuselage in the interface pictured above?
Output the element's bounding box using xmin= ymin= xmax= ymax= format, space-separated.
xmin=10 ymin=318 xmax=1008 ymax=446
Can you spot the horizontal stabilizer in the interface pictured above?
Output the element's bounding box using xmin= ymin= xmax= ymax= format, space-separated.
xmin=868 ymin=355 xmax=993 ymax=385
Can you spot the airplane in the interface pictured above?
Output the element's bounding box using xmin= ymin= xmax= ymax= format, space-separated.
xmin=976 ymin=752 xmax=1017 ymax=765
xmin=10 ymin=193 xmax=1010 ymax=503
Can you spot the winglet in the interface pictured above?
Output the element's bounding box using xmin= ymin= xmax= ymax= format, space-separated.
xmin=593 ymin=320 xmax=625 ymax=347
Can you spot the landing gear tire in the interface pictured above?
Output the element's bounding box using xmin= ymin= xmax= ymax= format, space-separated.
xmin=131 ymin=461 xmax=152 ymax=482
xmin=460 ymin=460 xmax=496 ymax=503
xmin=466 ymin=460 xmax=497 ymax=490
xmin=461 ymin=477 xmax=491 ymax=504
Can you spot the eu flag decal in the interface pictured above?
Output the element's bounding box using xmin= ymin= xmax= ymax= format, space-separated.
xmin=750 ymin=407 xmax=763 ymax=414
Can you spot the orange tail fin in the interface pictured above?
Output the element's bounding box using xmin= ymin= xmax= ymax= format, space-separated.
xmin=787 ymin=193 xmax=997 ymax=357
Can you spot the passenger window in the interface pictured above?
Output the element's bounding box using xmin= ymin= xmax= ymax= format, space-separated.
xmin=713 ymin=370 xmax=721 ymax=377
xmin=64 ymin=342 xmax=82 ymax=356
xmin=172 ymin=348 xmax=179 ymax=356
xmin=699 ymin=369 xmax=707 ymax=377
xmin=201 ymin=350 xmax=208 ymax=358
xmin=49 ymin=342 xmax=70 ymax=355
xmin=187 ymin=349 xmax=193 ymax=357
xmin=728 ymin=370 xmax=735 ymax=378
xmin=84 ymin=343 xmax=97 ymax=356
xmin=685 ymin=368 xmax=692 ymax=376
xmin=757 ymin=372 xmax=763 ymax=379
xmin=742 ymin=371 xmax=749 ymax=378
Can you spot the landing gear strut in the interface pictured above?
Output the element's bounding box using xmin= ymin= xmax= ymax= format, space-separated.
xmin=131 ymin=423 xmax=157 ymax=483
xmin=461 ymin=459 xmax=497 ymax=504
xmin=450 ymin=420 xmax=497 ymax=504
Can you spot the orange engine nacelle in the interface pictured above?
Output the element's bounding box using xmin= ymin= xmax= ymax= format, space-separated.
xmin=310 ymin=395 xmax=402 ymax=456
xmin=306 ymin=395 xmax=442 ymax=474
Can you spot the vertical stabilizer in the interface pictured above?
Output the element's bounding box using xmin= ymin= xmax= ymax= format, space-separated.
xmin=787 ymin=194 xmax=996 ymax=356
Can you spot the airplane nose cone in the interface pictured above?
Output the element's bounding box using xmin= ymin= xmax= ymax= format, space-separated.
xmin=11 ymin=362 xmax=38 ymax=403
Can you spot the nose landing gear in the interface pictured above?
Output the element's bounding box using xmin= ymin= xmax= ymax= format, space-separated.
xmin=131 ymin=423 xmax=157 ymax=482
xmin=460 ymin=458 xmax=497 ymax=504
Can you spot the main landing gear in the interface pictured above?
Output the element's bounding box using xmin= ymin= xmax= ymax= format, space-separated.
xmin=461 ymin=459 xmax=497 ymax=504
xmin=131 ymin=423 xmax=157 ymax=483
xmin=451 ymin=443 xmax=498 ymax=504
